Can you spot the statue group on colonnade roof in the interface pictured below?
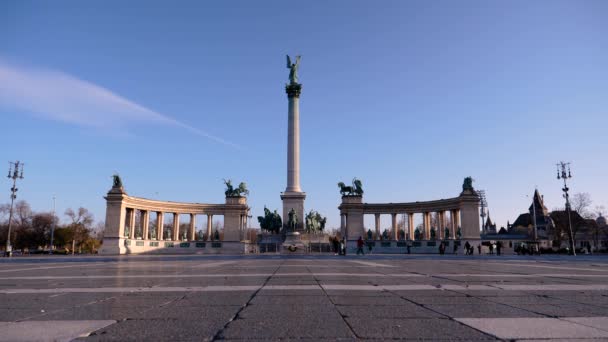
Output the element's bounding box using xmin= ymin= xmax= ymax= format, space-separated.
xmin=338 ymin=178 xmax=364 ymax=196
xmin=224 ymin=179 xmax=249 ymax=197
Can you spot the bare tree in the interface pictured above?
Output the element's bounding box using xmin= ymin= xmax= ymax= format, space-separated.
xmin=571 ymin=193 xmax=593 ymax=219
xmin=65 ymin=207 xmax=94 ymax=254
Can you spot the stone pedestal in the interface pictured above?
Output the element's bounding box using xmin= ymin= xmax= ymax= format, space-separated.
xmin=99 ymin=186 xmax=127 ymax=255
xmin=281 ymin=191 xmax=306 ymax=231
xmin=224 ymin=196 xmax=248 ymax=242
xmin=339 ymin=196 xmax=364 ymax=240
xmin=459 ymin=190 xmax=481 ymax=239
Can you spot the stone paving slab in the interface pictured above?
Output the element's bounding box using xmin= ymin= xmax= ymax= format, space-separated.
xmin=345 ymin=317 xmax=497 ymax=340
xmin=0 ymin=320 xmax=116 ymax=342
xmin=455 ymin=317 xmax=608 ymax=339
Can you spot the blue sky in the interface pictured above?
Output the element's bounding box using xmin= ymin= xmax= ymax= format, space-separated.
xmin=1 ymin=0 xmax=607 ymax=230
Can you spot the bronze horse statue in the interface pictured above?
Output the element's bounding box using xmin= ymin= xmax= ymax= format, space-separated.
xmin=338 ymin=178 xmax=363 ymax=196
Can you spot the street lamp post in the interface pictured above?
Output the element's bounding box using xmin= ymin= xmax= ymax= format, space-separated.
xmin=5 ymin=161 xmax=24 ymax=257
xmin=49 ymin=196 xmax=56 ymax=254
xmin=478 ymin=190 xmax=487 ymax=233
xmin=557 ymin=162 xmax=576 ymax=256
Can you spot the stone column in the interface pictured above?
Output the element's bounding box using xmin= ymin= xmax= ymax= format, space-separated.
xmin=189 ymin=214 xmax=196 ymax=241
xmin=438 ymin=211 xmax=444 ymax=239
xmin=129 ymin=209 xmax=136 ymax=239
xmin=157 ymin=212 xmax=164 ymax=240
xmin=172 ymin=213 xmax=180 ymax=241
xmin=285 ymin=83 xmax=302 ymax=193
xmin=408 ymin=213 xmax=414 ymax=240
xmin=423 ymin=212 xmax=430 ymax=240
xmin=374 ymin=214 xmax=380 ymax=240
xmin=281 ymin=83 xmax=306 ymax=231
xmin=340 ymin=214 xmax=345 ymax=237
xmin=142 ymin=210 xmax=149 ymax=240
xmin=391 ymin=213 xmax=398 ymax=241
xmin=344 ymin=214 xmax=349 ymax=239
xmin=206 ymin=214 xmax=213 ymax=241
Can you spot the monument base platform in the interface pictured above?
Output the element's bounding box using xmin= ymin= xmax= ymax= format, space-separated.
xmin=281 ymin=232 xmax=307 ymax=254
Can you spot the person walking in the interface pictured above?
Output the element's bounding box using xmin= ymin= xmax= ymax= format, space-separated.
xmin=489 ymin=243 xmax=494 ymax=255
xmin=341 ymin=238 xmax=347 ymax=256
xmin=464 ymin=241 xmax=471 ymax=255
xmin=496 ymin=241 xmax=502 ymax=256
xmin=477 ymin=244 xmax=482 ymax=255
xmin=356 ymin=236 xmax=365 ymax=255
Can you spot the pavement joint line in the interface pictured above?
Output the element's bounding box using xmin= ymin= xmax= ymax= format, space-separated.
xmin=4 ymin=283 xmax=608 ymax=294
xmin=483 ymin=261 xmax=608 ymax=273
xmin=210 ymin=259 xmax=284 ymax=341
xmin=308 ymin=265 xmax=359 ymax=339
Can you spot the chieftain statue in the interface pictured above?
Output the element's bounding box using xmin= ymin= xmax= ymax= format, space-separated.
xmin=444 ymin=226 xmax=450 ymax=240
xmin=287 ymin=208 xmax=298 ymax=232
xmin=258 ymin=206 xmax=282 ymax=234
xmin=112 ymin=174 xmax=123 ymax=188
xmin=462 ymin=177 xmax=474 ymax=192
xmin=338 ymin=178 xmax=364 ymax=196
xmin=223 ymin=179 xmax=249 ymax=197
xmin=286 ymin=55 xmax=301 ymax=84
xmin=305 ymin=210 xmax=327 ymax=234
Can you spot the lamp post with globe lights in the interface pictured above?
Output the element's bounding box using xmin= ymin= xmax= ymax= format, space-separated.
xmin=557 ymin=162 xmax=576 ymax=256
xmin=5 ymin=161 xmax=24 ymax=257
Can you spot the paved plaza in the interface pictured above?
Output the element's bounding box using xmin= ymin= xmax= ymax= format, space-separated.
xmin=1 ymin=255 xmax=608 ymax=341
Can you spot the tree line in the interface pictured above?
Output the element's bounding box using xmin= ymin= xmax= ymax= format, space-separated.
xmin=0 ymin=200 xmax=102 ymax=254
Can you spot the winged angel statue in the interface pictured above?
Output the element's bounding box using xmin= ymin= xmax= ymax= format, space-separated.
xmin=286 ymin=55 xmax=301 ymax=84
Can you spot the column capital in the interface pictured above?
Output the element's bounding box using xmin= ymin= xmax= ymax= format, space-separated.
xmin=285 ymin=83 xmax=302 ymax=98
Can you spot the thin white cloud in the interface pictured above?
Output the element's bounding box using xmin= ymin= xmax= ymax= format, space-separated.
xmin=0 ymin=58 xmax=240 ymax=149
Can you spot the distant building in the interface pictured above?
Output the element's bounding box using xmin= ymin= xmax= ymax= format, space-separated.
xmin=483 ymin=213 xmax=497 ymax=234
xmin=508 ymin=189 xmax=552 ymax=241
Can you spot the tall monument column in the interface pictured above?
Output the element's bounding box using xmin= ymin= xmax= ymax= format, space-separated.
xmin=281 ymin=55 xmax=306 ymax=230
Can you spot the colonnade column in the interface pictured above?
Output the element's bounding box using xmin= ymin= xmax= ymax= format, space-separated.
xmin=340 ymin=214 xmax=345 ymax=237
xmin=408 ymin=213 xmax=414 ymax=240
xmin=450 ymin=210 xmax=456 ymax=239
xmin=391 ymin=213 xmax=397 ymax=241
xmin=454 ymin=210 xmax=460 ymax=237
xmin=157 ymin=212 xmax=164 ymax=240
xmin=189 ymin=214 xmax=196 ymax=241
xmin=142 ymin=210 xmax=149 ymax=240
xmin=344 ymin=214 xmax=348 ymax=239
xmin=206 ymin=214 xmax=213 ymax=241
xmin=438 ymin=211 xmax=444 ymax=239
xmin=423 ymin=212 xmax=430 ymax=239
xmin=129 ymin=209 xmax=136 ymax=239
xmin=374 ymin=214 xmax=380 ymax=240
xmin=172 ymin=214 xmax=180 ymax=241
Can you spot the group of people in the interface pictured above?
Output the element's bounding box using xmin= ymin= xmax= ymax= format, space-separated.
xmin=330 ymin=236 xmax=348 ymax=255
xmin=462 ymin=240 xmax=503 ymax=255
xmin=331 ymin=236 xmax=370 ymax=256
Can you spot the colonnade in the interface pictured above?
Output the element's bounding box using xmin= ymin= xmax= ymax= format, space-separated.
xmin=101 ymin=185 xmax=249 ymax=254
xmin=338 ymin=184 xmax=479 ymax=241
xmin=122 ymin=208 xmax=249 ymax=242
xmin=339 ymin=210 xmax=461 ymax=241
